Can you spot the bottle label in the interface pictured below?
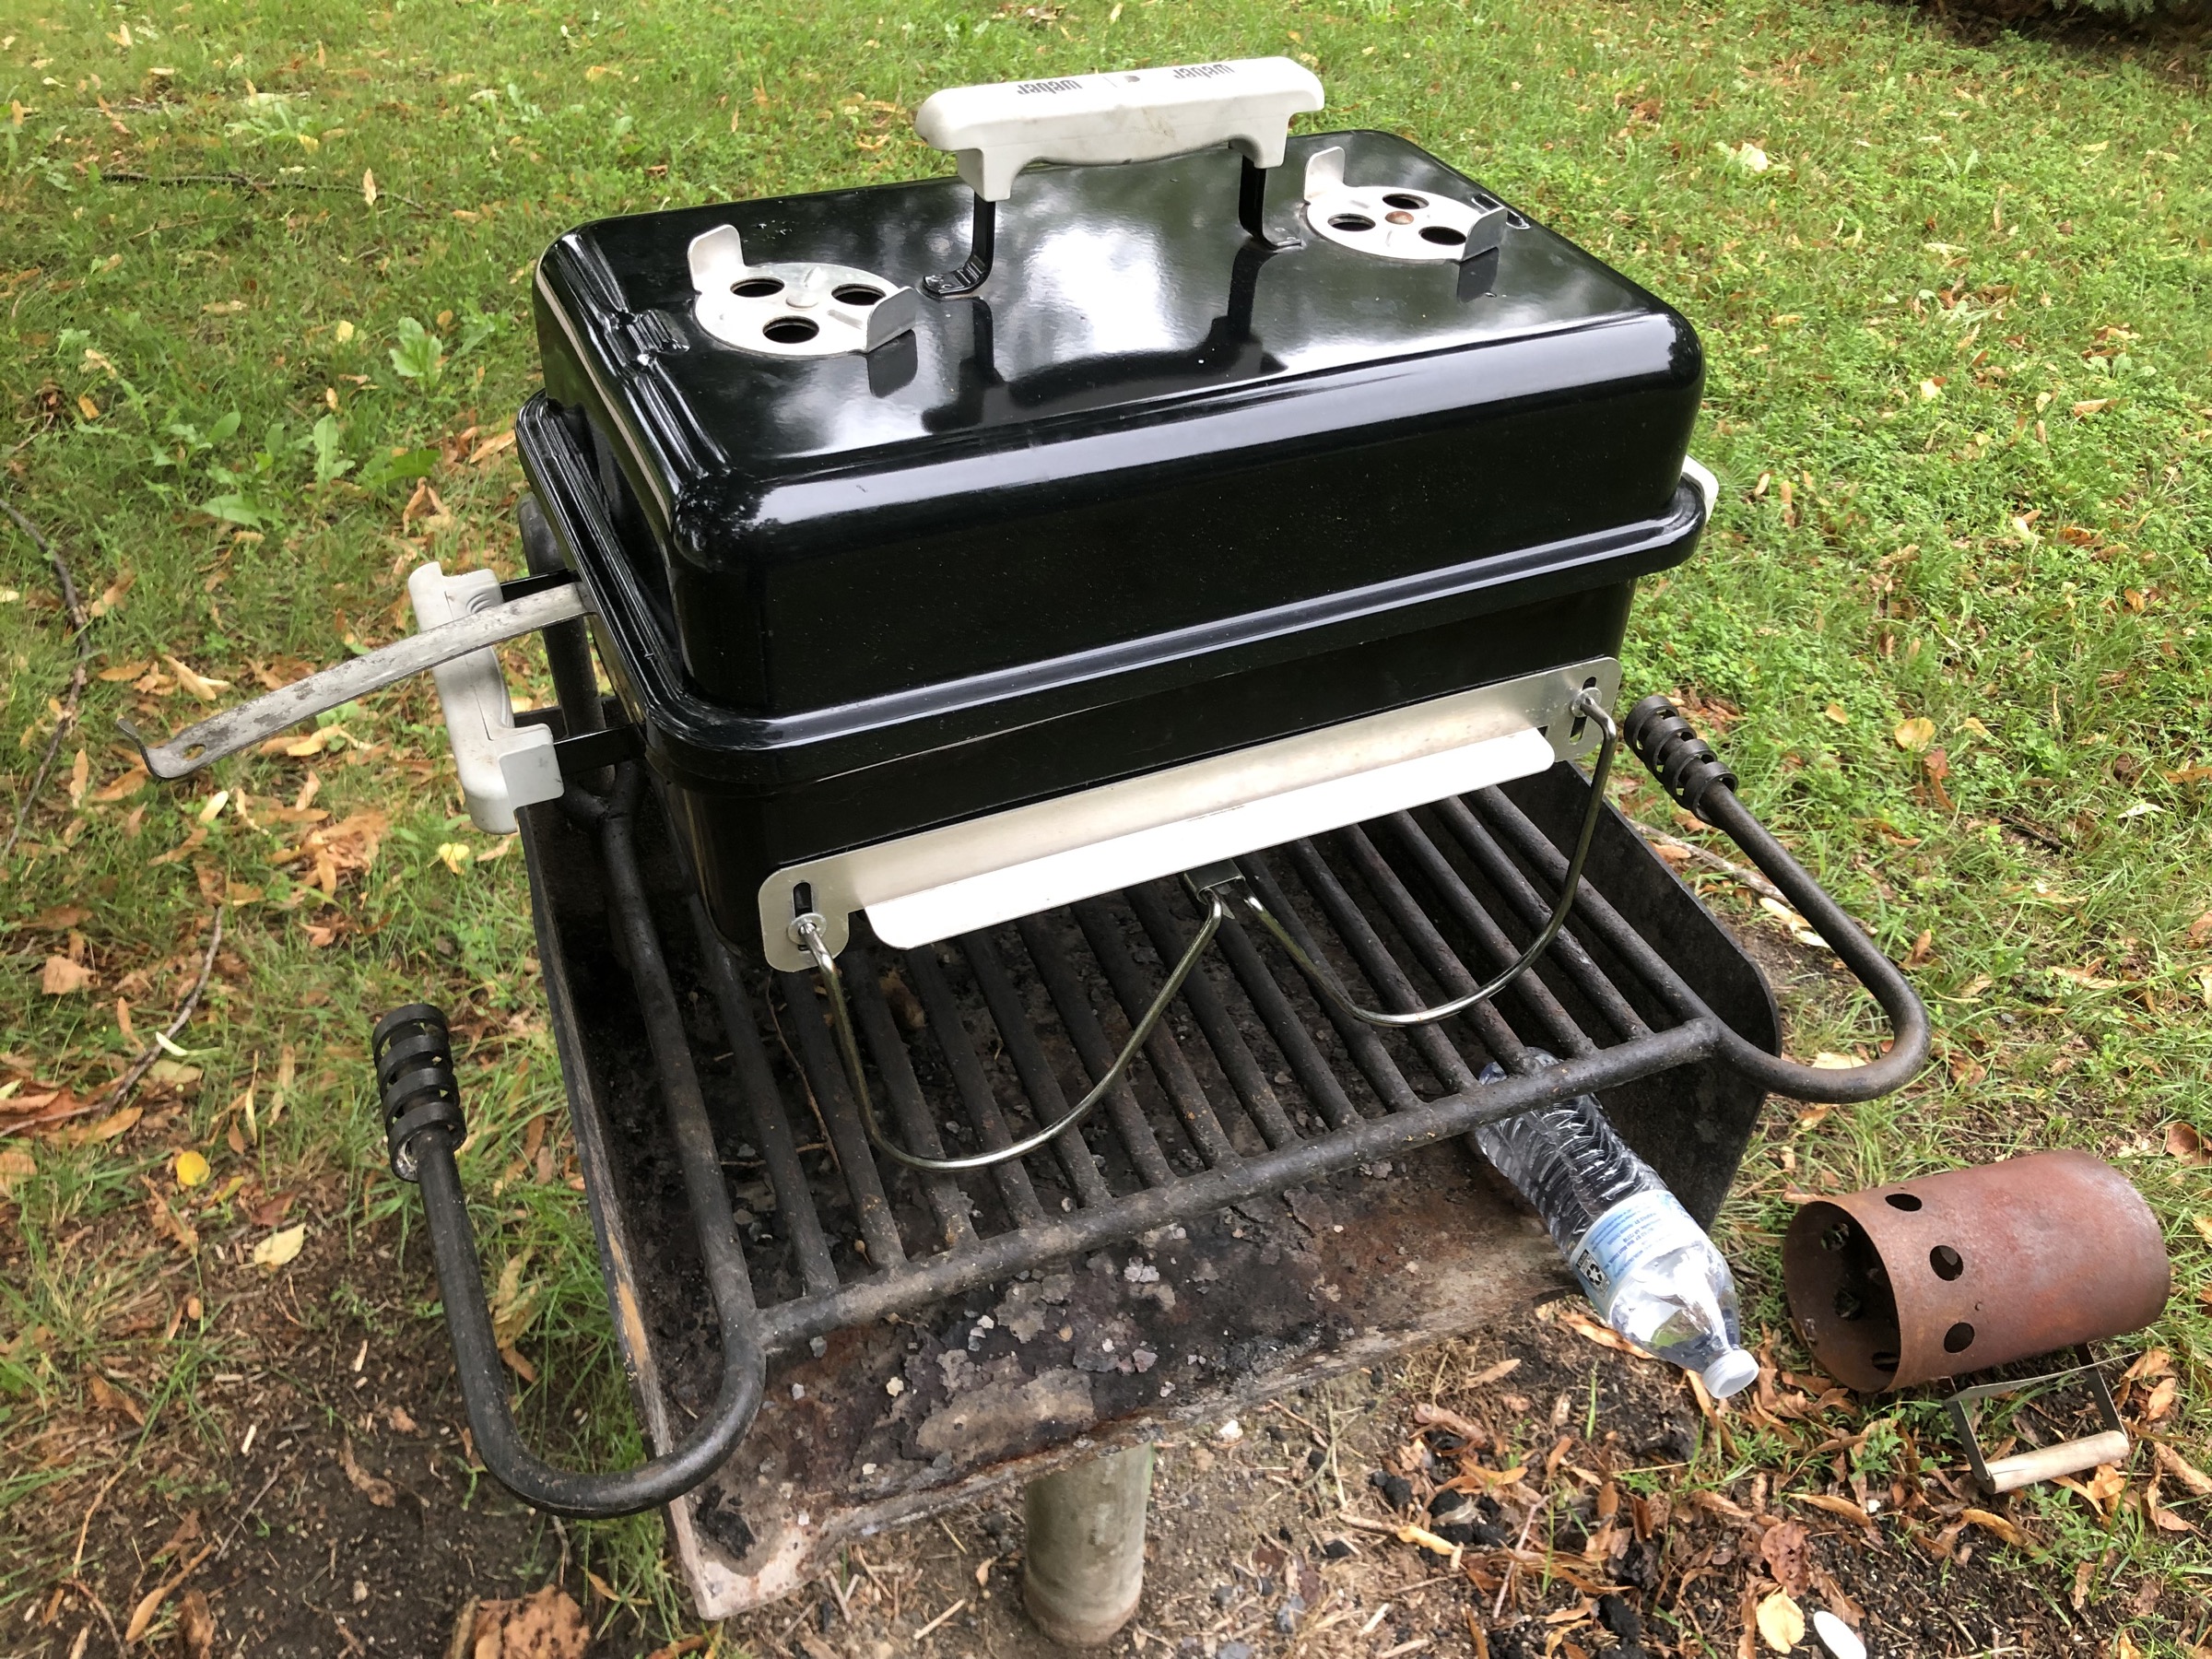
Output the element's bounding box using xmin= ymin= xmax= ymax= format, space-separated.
xmin=1566 ymin=1189 xmax=1705 ymax=1321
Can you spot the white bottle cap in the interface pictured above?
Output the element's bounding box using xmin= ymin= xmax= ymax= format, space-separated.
xmin=1703 ymin=1348 xmax=1759 ymax=1398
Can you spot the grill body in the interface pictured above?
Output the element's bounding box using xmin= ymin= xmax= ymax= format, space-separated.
xmin=522 ymin=130 xmax=1705 ymax=946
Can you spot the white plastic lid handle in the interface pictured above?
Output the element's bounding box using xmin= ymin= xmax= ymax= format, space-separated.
xmin=914 ymin=57 xmax=1324 ymax=202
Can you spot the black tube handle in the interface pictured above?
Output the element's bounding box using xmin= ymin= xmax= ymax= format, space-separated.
xmin=1622 ymin=695 xmax=1931 ymax=1103
xmin=373 ymin=772 xmax=765 ymax=1519
xmin=1624 ymin=693 xmax=1736 ymax=822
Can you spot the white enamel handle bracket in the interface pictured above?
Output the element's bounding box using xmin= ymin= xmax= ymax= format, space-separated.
xmin=406 ymin=563 xmax=566 ymax=833
xmin=120 ymin=580 xmax=589 ymax=782
xmin=912 ymin=56 xmax=1324 ymax=296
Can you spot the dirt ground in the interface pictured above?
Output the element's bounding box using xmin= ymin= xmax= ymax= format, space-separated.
xmin=5 ymin=1163 xmax=2182 ymax=1659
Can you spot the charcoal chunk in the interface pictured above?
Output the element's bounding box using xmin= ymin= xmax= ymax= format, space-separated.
xmin=1598 ymin=1594 xmax=1642 ymax=1642
xmin=1368 ymin=1469 xmax=1414 ymax=1510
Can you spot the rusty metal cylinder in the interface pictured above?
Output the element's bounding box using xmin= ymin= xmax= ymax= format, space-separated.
xmin=1783 ymin=1149 xmax=2168 ymax=1391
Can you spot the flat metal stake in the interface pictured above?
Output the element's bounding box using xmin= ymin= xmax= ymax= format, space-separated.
xmin=1022 ymin=1443 xmax=1154 ymax=1648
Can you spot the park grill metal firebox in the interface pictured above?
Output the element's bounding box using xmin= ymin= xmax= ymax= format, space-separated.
xmin=131 ymin=59 xmax=1927 ymax=1620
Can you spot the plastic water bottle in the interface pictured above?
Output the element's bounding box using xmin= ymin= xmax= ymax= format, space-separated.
xmin=1476 ymin=1052 xmax=1759 ymax=1398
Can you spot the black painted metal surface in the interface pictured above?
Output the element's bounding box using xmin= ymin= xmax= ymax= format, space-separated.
xmin=464 ymin=751 xmax=1806 ymax=1588
xmin=520 ymin=130 xmax=1707 ymax=920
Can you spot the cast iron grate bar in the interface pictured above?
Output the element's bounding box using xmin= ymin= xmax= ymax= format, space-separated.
xmin=1017 ymin=913 xmax=1182 ymax=1188
xmin=844 ymin=943 xmax=980 ymax=1253
xmin=1073 ymin=899 xmax=1242 ymax=1170
xmin=1379 ymin=810 xmax=1599 ymax=1060
xmin=703 ymin=781 xmax=1738 ymax=1348
xmin=962 ymin=930 xmax=1118 ymax=1208
xmin=1427 ymin=796 xmax=1654 ymax=1044
xmin=1126 ymin=885 xmax=1300 ymax=1150
xmin=900 ymin=947 xmax=1049 ymax=1228
xmin=1241 ymin=852 xmax=1427 ymax=1113
xmin=692 ymin=898 xmax=841 ymax=1298
xmin=775 ymin=968 xmax=908 ymax=1270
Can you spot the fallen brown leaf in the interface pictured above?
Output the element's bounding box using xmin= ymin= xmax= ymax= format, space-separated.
xmin=2142 ymin=1375 xmax=2180 ymax=1421
xmin=87 ymin=1371 xmax=144 ymax=1423
xmin=2156 ymin=1441 xmax=2212 ymax=1498
xmin=122 ymin=1545 xmax=212 ymax=1642
xmin=1960 ymin=1507 xmax=2025 ymax=1547
xmin=0 ymin=1147 xmax=35 ymax=1196
xmin=1557 ymin=1305 xmax=1658 ymax=1361
xmin=1755 ymin=1589 xmax=1805 ymax=1653
xmin=1758 ymin=1520 xmax=1810 ymax=1593
xmin=1691 ymin=1488 xmax=1754 ymax=1524
xmin=173 ymin=1587 xmax=215 ymax=1659
xmin=67 ymin=1104 xmax=141 ymax=1146
xmin=1792 ymin=1492 xmax=1875 ymax=1531
xmin=2124 ymin=1347 xmax=2174 ymax=1382
xmin=2147 ymin=1477 xmax=2196 ymax=1535
xmin=1412 ymin=1401 xmax=1491 ymax=1449
xmin=142 ymin=1176 xmax=199 ymax=1253
xmin=468 ymin=429 xmax=517 ymax=465
xmin=40 ymin=954 xmax=90 ymax=994
xmin=91 ymin=764 xmax=147 ymax=803
xmin=461 ymin=1585 xmax=588 ymax=1659
xmin=161 ymin=656 xmax=230 ymax=702
xmin=338 ymin=1437 xmax=395 ymax=1508
xmin=2167 ymin=1122 xmax=2212 ymax=1166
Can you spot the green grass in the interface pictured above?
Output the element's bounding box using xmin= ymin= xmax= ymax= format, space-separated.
xmin=2 ymin=0 xmax=2209 ymax=1648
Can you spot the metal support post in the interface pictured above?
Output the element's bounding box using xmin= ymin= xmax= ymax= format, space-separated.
xmin=1022 ymin=1443 xmax=1155 ymax=1647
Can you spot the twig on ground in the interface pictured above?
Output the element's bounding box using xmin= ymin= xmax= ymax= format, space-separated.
xmin=1630 ymin=820 xmax=1788 ymax=906
xmin=64 ymin=1580 xmax=124 ymax=1656
xmin=216 ymin=1452 xmax=298 ymax=1560
xmin=912 ymin=1597 xmax=968 ymax=1641
xmin=0 ymin=497 xmax=92 ymax=870
xmin=97 ymin=168 xmax=429 ymax=212
xmin=1493 ymin=1492 xmax=1550 ymax=1620
xmin=70 ymin=1465 xmax=127 ymax=1574
xmin=99 ymin=906 xmax=225 ymax=1112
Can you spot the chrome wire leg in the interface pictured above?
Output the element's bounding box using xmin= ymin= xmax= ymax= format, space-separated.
xmin=1023 ymin=1444 xmax=1155 ymax=1648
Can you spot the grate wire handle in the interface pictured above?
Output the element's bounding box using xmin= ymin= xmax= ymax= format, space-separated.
xmin=1232 ymin=689 xmax=1618 ymax=1029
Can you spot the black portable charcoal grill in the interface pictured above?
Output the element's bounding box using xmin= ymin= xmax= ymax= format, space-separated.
xmin=131 ymin=58 xmax=1928 ymax=1612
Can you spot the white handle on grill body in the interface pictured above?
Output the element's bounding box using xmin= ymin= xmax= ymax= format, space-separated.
xmin=407 ymin=563 xmax=565 ymax=833
xmin=755 ymin=656 xmax=1620 ymax=971
xmin=915 ymin=57 xmax=1324 ymax=202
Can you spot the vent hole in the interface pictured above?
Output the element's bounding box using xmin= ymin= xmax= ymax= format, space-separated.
xmin=1929 ymin=1244 xmax=1964 ymax=1281
xmin=1820 ymin=1225 xmax=1852 ymax=1253
xmin=832 ymin=284 xmax=884 ymax=306
xmin=1833 ymin=1289 xmax=1865 ymax=1322
xmin=763 ymin=316 xmax=819 ymax=344
xmin=1328 ymin=213 xmax=1376 ymax=232
xmin=1944 ymin=1321 xmax=1976 ymax=1354
xmin=1870 ymin=1349 xmax=1900 ymax=1374
xmin=1383 ymin=192 xmax=1428 ymax=209
xmin=1419 ymin=224 xmax=1468 ymax=246
xmin=733 ymin=277 xmax=784 ymax=298
xmin=1884 ymin=1192 xmax=1924 ymax=1211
